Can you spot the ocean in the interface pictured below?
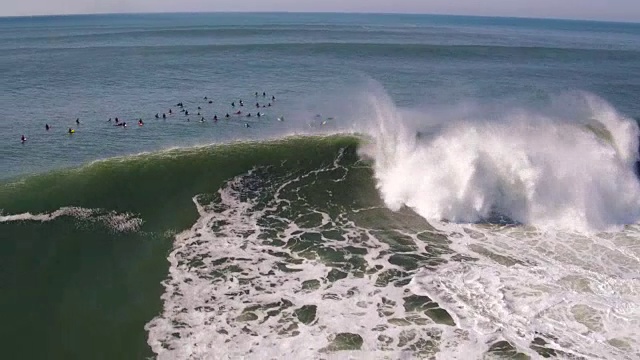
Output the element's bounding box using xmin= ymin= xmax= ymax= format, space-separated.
xmin=1 ymin=12 xmax=639 ymax=359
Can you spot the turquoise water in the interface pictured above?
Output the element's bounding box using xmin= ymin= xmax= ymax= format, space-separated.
xmin=1 ymin=13 xmax=640 ymax=359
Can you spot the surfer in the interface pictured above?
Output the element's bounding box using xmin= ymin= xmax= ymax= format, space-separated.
xmin=208 ymin=100 xmax=213 ymax=104
xmin=239 ymin=100 xmax=244 ymax=107
xmin=68 ymin=128 xmax=74 ymax=134
xmin=21 ymin=135 xmax=26 ymax=143
xmin=272 ymin=95 xmax=276 ymax=101
xmin=197 ymin=106 xmax=201 ymax=110
xmin=235 ymin=110 xmax=242 ymax=115
xmin=256 ymin=102 xmax=260 ymax=108
xmin=263 ymin=92 xmax=266 ymax=97
xmin=138 ymin=119 xmax=144 ymax=126
xmin=169 ymin=109 xmax=173 ymax=114
xmin=115 ymin=117 xmax=120 ymax=124
xmin=204 ymin=97 xmax=207 ymax=100
xmin=185 ymin=110 xmax=189 ymax=116
xmin=268 ymin=103 xmax=271 ymax=107
xmin=155 ymin=113 xmax=159 ymax=119
xmin=200 ymin=117 xmax=205 ymax=122
xmin=213 ymin=115 xmax=218 ymax=121
xmin=245 ymin=123 xmax=250 ymax=128
xmin=246 ymin=113 xmax=252 ymax=117
xmin=257 ymin=112 xmax=261 ymax=118
xmin=162 ymin=113 xmax=166 ymax=119
xmin=225 ymin=113 xmax=230 ymax=118
xmin=232 ymin=102 xmax=235 ymax=107
xmin=75 ymin=118 xmax=80 ymax=125
xmin=45 ymin=124 xmax=50 ymax=131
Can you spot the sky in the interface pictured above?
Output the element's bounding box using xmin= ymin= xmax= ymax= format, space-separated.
xmin=2 ymin=0 xmax=640 ymax=22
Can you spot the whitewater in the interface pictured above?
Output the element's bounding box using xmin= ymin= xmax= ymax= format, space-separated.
xmin=142 ymin=88 xmax=640 ymax=359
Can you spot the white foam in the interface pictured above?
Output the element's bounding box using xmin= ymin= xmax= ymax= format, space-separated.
xmin=0 ymin=206 xmax=143 ymax=232
xmin=146 ymin=157 xmax=463 ymax=359
xmin=411 ymin=222 xmax=640 ymax=359
xmin=355 ymin=88 xmax=640 ymax=358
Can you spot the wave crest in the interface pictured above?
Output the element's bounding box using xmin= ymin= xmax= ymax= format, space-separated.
xmin=359 ymin=89 xmax=640 ymax=232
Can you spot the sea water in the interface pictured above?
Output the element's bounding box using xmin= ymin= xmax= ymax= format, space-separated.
xmin=1 ymin=13 xmax=640 ymax=359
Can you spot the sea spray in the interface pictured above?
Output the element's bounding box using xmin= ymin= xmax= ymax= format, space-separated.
xmin=359 ymin=90 xmax=640 ymax=232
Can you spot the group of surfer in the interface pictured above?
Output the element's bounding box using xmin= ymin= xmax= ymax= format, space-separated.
xmin=20 ymin=92 xmax=279 ymax=143
xmin=153 ymin=92 xmax=278 ymax=128
xmin=106 ymin=117 xmax=144 ymax=127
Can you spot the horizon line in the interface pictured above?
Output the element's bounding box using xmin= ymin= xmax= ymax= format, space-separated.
xmin=1 ymin=10 xmax=639 ymax=25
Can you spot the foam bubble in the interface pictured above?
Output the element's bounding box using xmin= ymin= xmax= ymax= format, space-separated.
xmin=411 ymin=222 xmax=640 ymax=359
xmin=146 ymin=153 xmax=464 ymax=359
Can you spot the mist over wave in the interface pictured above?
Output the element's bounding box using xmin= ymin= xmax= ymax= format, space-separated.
xmin=356 ymin=87 xmax=640 ymax=232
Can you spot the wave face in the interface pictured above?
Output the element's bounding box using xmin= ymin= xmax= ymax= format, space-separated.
xmin=359 ymin=89 xmax=640 ymax=232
